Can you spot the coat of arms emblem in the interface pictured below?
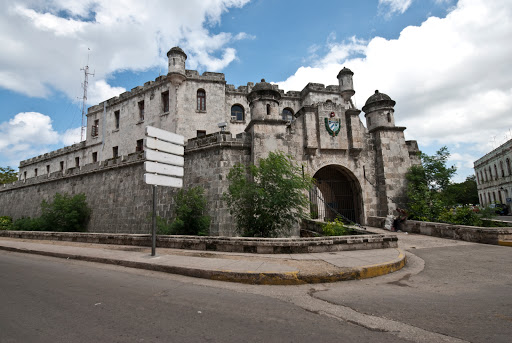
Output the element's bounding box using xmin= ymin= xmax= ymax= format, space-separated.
xmin=324 ymin=112 xmax=341 ymax=137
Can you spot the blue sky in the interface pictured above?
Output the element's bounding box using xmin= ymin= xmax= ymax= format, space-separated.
xmin=1 ymin=0 xmax=511 ymax=182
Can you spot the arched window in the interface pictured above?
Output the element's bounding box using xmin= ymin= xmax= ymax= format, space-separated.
xmin=507 ymin=158 xmax=511 ymax=175
xmin=500 ymin=161 xmax=505 ymax=177
xmin=484 ymin=169 xmax=488 ymax=182
xmin=197 ymin=89 xmax=206 ymax=111
xmin=266 ymin=104 xmax=271 ymax=116
xmin=494 ymin=164 xmax=498 ymax=179
xmin=489 ymin=167 xmax=492 ymax=180
xmin=282 ymin=108 xmax=294 ymax=121
xmin=231 ymin=104 xmax=244 ymax=121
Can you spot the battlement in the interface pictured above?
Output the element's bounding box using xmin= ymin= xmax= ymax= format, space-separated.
xmin=2 ymin=152 xmax=145 ymax=192
xmin=185 ymin=70 xmax=225 ymax=82
xmin=88 ymin=74 xmax=170 ymax=113
xmin=225 ymin=82 xmax=255 ymax=94
xmin=19 ymin=141 xmax=86 ymax=167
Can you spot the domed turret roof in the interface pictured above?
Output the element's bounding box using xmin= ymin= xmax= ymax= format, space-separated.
xmin=167 ymin=46 xmax=187 ymax=59
xmin=362 ymin=90 xmax=396 ymax=113
xmin=251 ymin=79 xmax=276 ymax=92
xmin=248 ymin=79 xmax=281 ymax=101
xmin=337 ymin=67 xmax=354 ymax=78
xmin=364 ymin=90 xmax=393 ymax=106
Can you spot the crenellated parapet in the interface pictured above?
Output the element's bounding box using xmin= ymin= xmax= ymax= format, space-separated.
xmin=19 ymin=142 xmax=86 ymax=167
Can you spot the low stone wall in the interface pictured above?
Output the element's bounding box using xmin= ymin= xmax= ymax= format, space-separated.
xmin=367 ymin=216 xmax=512 ymax=245
xmin=0 ymin=230 xmax=398 ymax=254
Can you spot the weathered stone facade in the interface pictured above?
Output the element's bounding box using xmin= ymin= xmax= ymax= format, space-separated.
xmin=474 ymin=138 xmax=512 ymax=211
xmin=1 ymin=46 xmax=421 ymax=235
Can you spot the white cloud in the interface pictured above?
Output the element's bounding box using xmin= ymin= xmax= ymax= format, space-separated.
xmin=0 ymin=112 xmax=59 ymax=151
xmin=0 ymin=0 xmax=251 ymax=104
xmin=0 ymin=112 xmax=83 ymax=169
xmin=60 ymin=127 xmax=82 ymax=146
xmin=379 ymin=0 xmax=414 ymax=16
xmin=88 ymin=80 xmax=126 ymax=106
xmin=276 ymin=0 xmax=512 ymax=172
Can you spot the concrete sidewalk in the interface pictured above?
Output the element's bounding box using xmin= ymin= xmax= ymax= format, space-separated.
xmin=0 ymin=236 xmax=406 ymax=285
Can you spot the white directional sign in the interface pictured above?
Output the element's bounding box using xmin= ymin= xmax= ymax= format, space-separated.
xmin=144 ymin=173 xmax=183 ymax=188
xmin=143 ymin=126 xmax=184 ymax=188
xmin=144 ymin=161 xmax=184 ymax=177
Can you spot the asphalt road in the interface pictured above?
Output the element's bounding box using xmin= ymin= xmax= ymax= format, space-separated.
xmin=1 ymin=232 xmax=511 ymax=343
xmin=0 ymin=251 xmax=410 ymax=343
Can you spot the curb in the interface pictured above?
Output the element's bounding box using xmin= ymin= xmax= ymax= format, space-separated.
xmin=0 ymin=245 xmax=406 ymax=285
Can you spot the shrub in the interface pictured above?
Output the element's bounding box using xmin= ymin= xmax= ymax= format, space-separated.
xmin=438 ymin=206 xmax=482 ymax=226
xmin=0 ymin=216 xmax=13 ymax=230
xmin=157 ymin=187 xmax=210 ymax=236
xmin=224 ymin=151 xmax=313 ymax=237
xmin=40 ymin=193 xmax=91 ymax=232
xmin=12 ymin=217 xmax=46 ymax=231
xmin=322 ymin=218 xmax=352 ymax=236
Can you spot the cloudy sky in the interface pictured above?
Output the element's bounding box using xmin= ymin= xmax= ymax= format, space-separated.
xmin=0 ymin=0 xmax=511 ymax=182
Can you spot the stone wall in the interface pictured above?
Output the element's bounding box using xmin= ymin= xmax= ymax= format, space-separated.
xmin=1 ymin=154 xmax=160 ymax=234
xmin=367 ymin=216 xmax=512 ymax=245
xmin=1 ymin=132 xmax=251 ymax=236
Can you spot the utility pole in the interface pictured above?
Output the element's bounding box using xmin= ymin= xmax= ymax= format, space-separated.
xmin=80 ymin=50 xmax=95 ymax=142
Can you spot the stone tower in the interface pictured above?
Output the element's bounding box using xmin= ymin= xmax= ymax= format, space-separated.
xmin=363 ymin=90 xmax=410 ymax=216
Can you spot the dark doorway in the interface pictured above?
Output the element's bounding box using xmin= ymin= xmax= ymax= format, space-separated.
xmin=310 ymin=165 xmax=362 ymax=223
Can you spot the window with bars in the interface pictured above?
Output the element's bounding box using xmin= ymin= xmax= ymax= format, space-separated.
xmin=197 ymin=89 xmax=206 ymax=111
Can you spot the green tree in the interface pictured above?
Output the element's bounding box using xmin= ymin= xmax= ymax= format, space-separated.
xmin=0 ymin=166 xmax=18 ymax=184
xmin=166 ymin=186 xmax=211 ymax=236
xmin=224 ymin=151 xmax=313 ymax=237
xmin=406 ymin=147 xmax=457 ymax=221
xmin=442 ymin=175 xmax=479 ymax=206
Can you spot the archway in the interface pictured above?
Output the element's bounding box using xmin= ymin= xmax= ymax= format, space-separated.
xmin=310 ymin=165 xmax=362 ymax=223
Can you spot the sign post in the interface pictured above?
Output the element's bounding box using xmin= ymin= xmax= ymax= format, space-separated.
xmin=143 ymin=126 xmax=184 ymax=256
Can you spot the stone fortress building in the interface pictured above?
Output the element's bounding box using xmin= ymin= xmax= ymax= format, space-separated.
xmin=0 ymin=47 xmax=421 ymax=236
xmin=474 ymin=138 xmax=512 ymax=212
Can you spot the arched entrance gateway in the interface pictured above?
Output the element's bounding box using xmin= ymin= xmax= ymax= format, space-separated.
xmin=310 ymin=165 xmax=363 ymax=224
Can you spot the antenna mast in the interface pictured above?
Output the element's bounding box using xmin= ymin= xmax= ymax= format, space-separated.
xmin=80 ymin=51 xmax=95 ymax=142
